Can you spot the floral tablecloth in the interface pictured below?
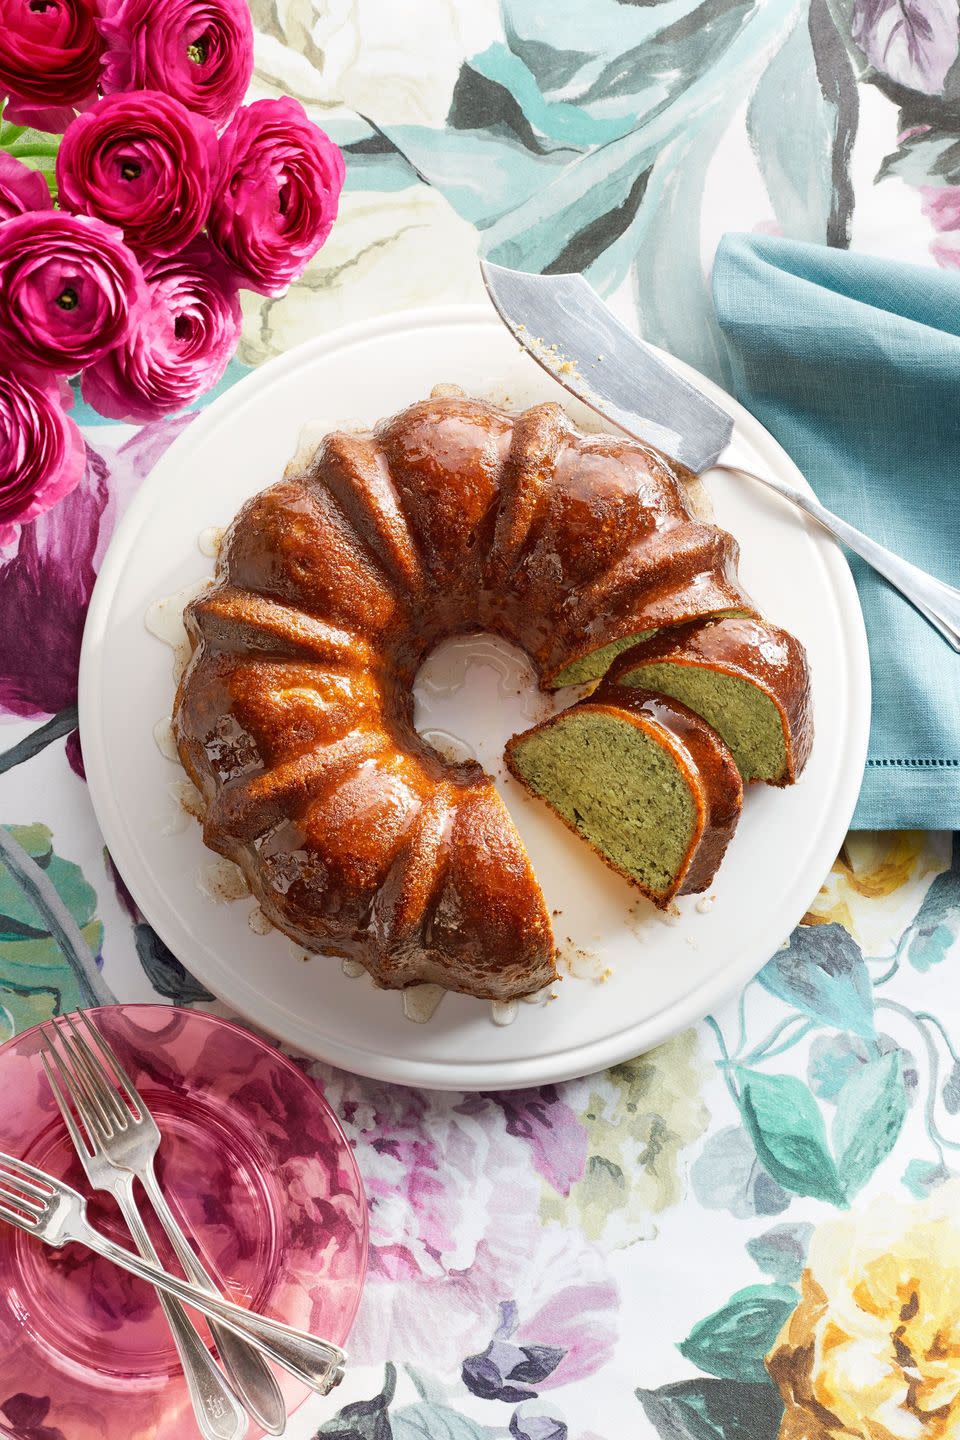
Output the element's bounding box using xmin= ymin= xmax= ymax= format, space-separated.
xmin=3 ymin=2 xmax=960 ymax=1437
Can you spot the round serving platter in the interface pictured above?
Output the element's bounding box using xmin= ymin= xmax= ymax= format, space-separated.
xmin=78 ymin=306 xmax=870 ymax=1090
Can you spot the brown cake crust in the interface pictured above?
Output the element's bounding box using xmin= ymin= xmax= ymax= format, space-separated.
xmin=607 ymin=615 xmax=813 ymax=785
xmin=505 ymin=685 xmax=743 ymax=908
xmin=174 ymin=393 xmax=756 ymax=999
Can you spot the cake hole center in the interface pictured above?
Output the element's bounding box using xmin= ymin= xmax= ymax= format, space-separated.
xmin=412 ymin=633 xmax=554 ymax=772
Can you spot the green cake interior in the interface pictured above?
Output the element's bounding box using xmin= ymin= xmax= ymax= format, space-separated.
xmin=510 ymin=711 xmax=695 ymax=895
xmin=551 ymin=612 xmax=753 ymax=689
xmin=618 ymin=661 xmax=784 ymax=782
xmin=551 ymin=633 xmax=655 ymax=688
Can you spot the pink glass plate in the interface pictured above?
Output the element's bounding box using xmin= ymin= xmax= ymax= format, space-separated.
xmin=0 ymin=1005 xmax=368 ymax=1440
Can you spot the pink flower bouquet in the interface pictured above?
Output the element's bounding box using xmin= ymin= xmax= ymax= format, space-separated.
xmin=0 ymin=0 xmax=344 ymax=545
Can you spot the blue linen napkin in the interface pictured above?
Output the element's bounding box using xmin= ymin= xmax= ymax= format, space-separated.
xmin=712 ymin=233 xmax=960 ymax=830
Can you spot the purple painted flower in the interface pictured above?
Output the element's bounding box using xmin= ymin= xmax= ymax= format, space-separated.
xmin=56 ymin=93 xmax=219 ymax=259
xmin=510 ymin=1406 xmax=568 ymax=1440
xmin=309 ymin=1065 xmax=619 ymax=1379
xmin=463 ymin=1302 xmax=565 ymax=1402
xmin=208 ymin=98 xmax=345 ymax=296
xmin=99 ymin=0 xmax=253 ymax=130
xmin=0 ymin=0 xmax=103 ymax=131
xmin=83 ymin=242 xmax=241 ymax=421
xmin=0 ymin=369 xmax=85 ymax=553
xmin=0 ymin=418 xmax=192 ymax=767
xmin=476 ymin=1087 xmax=588 ymax=1196
xmin=850 ymin=0 xmax=959 ymax=95
xmin=0 ymin=212 xmax=147 ymax=373
xmin=0 ymin=155 xmax=53 ymax=223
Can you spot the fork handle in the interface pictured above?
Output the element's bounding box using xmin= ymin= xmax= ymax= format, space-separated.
xmin=138 ymin=1163 xmax=286 ymax=1435
xmin=717 ymin=462 xmax=960 ymax=652
xmin=75 ymin=1216 xmax=345 ymax=1394
xmin=112 ymin=1179 xmax=247 ymax=1440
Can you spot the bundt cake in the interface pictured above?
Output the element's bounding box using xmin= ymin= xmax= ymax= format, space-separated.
xmin=505 ymin=685 xmax=744 ymax=907
xmin=607 ymin=617 xmax=813 ymax=785
xmin=173 ymin=390 xmax=757 ymax=1001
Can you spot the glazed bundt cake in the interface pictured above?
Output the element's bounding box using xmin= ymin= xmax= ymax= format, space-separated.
xmin=505 ymin=685 xmax=744 ymax=908
xmin=173 ymin=391 xmax=757 ymax=1001
xmin=607 ymin=617 xmax=813 ymax=785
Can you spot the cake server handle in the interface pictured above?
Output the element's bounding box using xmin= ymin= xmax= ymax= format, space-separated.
xmin=716 ymin=462 xmax=960 ymax=653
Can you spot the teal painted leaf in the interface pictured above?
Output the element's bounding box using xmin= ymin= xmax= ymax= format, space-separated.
xmin=637 ymin=1378 xmax=784 ymax=1440
xmin=747 ymin=1 xmax=856 ymax=247
xmin=0 ymin=823 xmax=107 ymax=1031
xmin=943 ymin=1060 xmax=960 ymax=1114
xmin=877 ymin=126 xmax=960 ymax=188
xmin=692 ymin=1125 xmax=791 ymax=1219
xmin=833 ymin=1051 xmax=907 ymax=1197
xmin=737 ymin=1069 xmax=846 ymax=1206
xmin=808 ymin=1032 xmax=871 ymax=1102
xmin=902 ymin=1158 xmax=952 ymax=1198
xmin=393 ymin=1403 xmax=496 ymax=1440
xmin=897 ymin=853 xmax=960 ymax=972
xmin=758 ymin=924 xmax=875 ymax=1039
xmin=678 ymin=1284 xmax=798 ymax=1384
xmin=134 ymin=924 xmax=213 ymax=1004
xmin=746 ymin=1223 xmax=814 ymax=1284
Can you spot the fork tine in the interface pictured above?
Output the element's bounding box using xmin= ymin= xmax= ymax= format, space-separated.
xmin=0 ymin=1180 xmax=45 ymax=1217
xmin=44 ymin=1023 xmax=113 ymax=1142
xmin=61 ymin=1014 xmax=129 ymax=1129
xmin=40 ymin=1043 xmax=95 ymax=1160
xmin=75 ymin=1009 xmax=142 ymax=1114
xmin=0 ymin=1198 xmax=38 ymax=1230
xmin=0 ymin=1150 xmax=56 ymax=1193
xmin=53 ymin=1017 xmax=122 ymax=1134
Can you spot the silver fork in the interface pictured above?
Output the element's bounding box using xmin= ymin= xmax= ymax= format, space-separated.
xmin=0 ymin=1146 xmax=346 ymax=1392
xmin=39 ymin=1013 xmax=286 ymax=1435
xmin=40 ymin=1019 xmax=247 ymax=1440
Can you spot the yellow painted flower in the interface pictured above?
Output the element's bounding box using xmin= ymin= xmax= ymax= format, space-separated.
xmin=768 ymin=1182 xmax=960 ymax=1440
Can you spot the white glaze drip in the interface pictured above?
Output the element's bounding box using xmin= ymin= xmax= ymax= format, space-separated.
xmin=695 ymin=894 xmax=716 ymax=914
xmin=160 ymin=777 xmax=204 ymax=836
xmin=419 ymin=728 xmax=478 ymax=765
xmin=490 ymin=999 xmax=519 ymax=1027
xmin=198 ymin=857 xmax=249 ymax=903
xmin=341 ymin=958 xmax=366 ymax=978
xmin=402 ymin=984 xmax=446 ymax=1023
xmin=153 ymin=717 xmax=178 ymax=762
xmin=197 ymin=526 xmax=224 ymax=558
xmin=248 ymin=906 xmax=273 ymax=935
xmin=145 ymin=579 xmax=210 ymax=684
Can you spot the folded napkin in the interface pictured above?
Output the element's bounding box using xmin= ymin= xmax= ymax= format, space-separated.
xmin=712 ymin=233 xmax=960 ymax=830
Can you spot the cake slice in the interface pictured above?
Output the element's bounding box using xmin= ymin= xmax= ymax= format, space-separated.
xmin=607 ymin=616 xmax=812 ymax=786
xmin=505 ymin=686 xmax=742 ymax=908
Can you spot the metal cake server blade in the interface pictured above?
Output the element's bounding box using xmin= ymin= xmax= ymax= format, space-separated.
xmin=479 ymin=259 xmax=734 ymax=472
xmin=479 ymin=258 xmax=960 ymax=652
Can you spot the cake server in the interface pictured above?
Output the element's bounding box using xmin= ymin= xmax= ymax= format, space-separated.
xmin=0 ymin=1148 xmax=346 ymax=1395
xmin=39 ymin=1011 xmax=285 ymax=1436
xmin=479 ymin=259 xmax=960 ymax=653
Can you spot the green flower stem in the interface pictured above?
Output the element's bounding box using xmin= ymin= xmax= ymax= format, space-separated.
xmin=744 ymin=1016 xmax=816 ymax=1064
xmin=704 ymin=1014 xmax=741 ymax=1106
xmin=0 ymin=826 xmax=115 ymax=1008
xmin=876 ymin=998 xmax=960 ymax=1159
xmin=916 ymin=1010 xmax=960 ymax=1065
xmin=0 ymin=706 xmax=78 ymax=777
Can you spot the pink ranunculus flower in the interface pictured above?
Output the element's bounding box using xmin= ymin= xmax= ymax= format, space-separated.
xmin=0 ymin=369 xmax=85 ymax=552
xmin=0 ymin=0 xmax=104 ymax=130
xmin=208 ymin=98 xmax=345 ymax=297
xmin=82 ymin=241 xmax=241 ymax=421
xmin=0 ymin=154 xmax=53 ymax=222
xmin=0 ymin=211 xmax=147 ymax=373
xmin=99 ymin=0 xmax=253 ymax=130
xmin=56 ymin=93 xmax=219 ymax=259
